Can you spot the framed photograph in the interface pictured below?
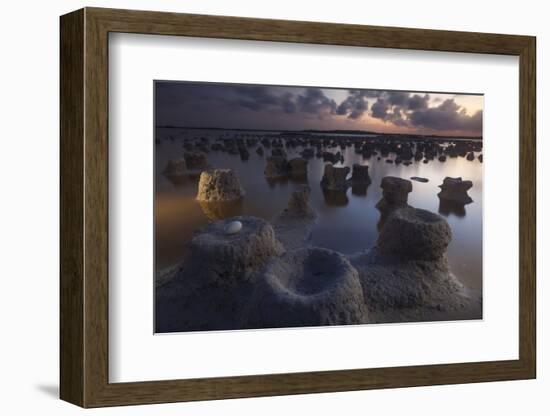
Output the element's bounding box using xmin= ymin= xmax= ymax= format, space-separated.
xmin=60 ymin=7 xmax=536 ymax=407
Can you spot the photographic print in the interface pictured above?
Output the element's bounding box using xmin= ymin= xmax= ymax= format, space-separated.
xmin=154 ymin=81 xmax=483 ymax=333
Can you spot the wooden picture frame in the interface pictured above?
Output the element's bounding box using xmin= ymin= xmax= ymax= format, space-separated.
xmin=60 ymin=7 xmax=536 ymax=408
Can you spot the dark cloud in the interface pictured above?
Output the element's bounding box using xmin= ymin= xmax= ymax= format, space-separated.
xmin=296 ymin=88 xmax=337 ymax=116
xmin=233 ymin=85 xmax=281 ymax=111
xmin=369 ymin=92 xmax=408 ymax=121
xmin=367 ymin=91 xmax=481 ymax=133
xmin=155 ymin=82 xmax=482 ymax=134
xmin=370 ymin=98 xmax=390 ymax=119
xmin=281 ymin=92 xmax=297 ymax=114
xmin=155 ymin=82 xmax=344 ymax=126
xmin=387 ymin=91 xmax=409 ymax=106
xmin=363 ymin=90 xmax=385 ymax=98
xmin=233 ymin=86 xmax=339 ymax=118
xmin=156 ymin=83 xmax=298 ymax=114
xmin=407 ymin=94 xmax=430 ymax=110
xmin=337 ymin=90 xmax=369 ymax=119
xmin=409 ymin=99 xmax=482 ymax=132
xmin=369 ymin=92 xmax=430 ymax=120
xmin=388 ymin=106 xmax=408 ymax=126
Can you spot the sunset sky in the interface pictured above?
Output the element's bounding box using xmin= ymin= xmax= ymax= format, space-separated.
xmin=155 ymin=82 xmax=483 ymax=137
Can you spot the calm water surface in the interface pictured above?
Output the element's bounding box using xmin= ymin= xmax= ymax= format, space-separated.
xmin=155 ymin=128 xmax=483 ymax=291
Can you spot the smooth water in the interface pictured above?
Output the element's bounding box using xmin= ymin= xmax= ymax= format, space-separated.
xmin=155 ymin=128 xmax=483 ymax=291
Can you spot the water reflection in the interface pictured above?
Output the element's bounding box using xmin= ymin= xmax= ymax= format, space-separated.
xmin=198 ymin=199 xmax=244 ymax=221
xmin=265 ymin=174 xmax=308 ymax=188
xmin=322 ymin=189 xmax=349 ymax=206
xmin=351 ymin=184 xmax=368 ymax=197
xmin=155 ymin=127 xmax=483 ymax=291
xmin=438 ymin=199 xmax=467 ymax=218
xmin=164 ymin=174 xmax=188 ymax=187
xmin=265 ymin=176 xmax=289 ymax=188
xmin=290 ymin=173 xmax=308 ymax=184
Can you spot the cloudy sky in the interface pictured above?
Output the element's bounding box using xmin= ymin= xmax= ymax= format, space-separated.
xmin=155 ymin=81 xmax=483 ymax=137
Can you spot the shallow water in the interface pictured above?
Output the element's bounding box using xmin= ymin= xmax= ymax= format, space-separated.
xmin=155 ymin=128 xmax=483 ymax=291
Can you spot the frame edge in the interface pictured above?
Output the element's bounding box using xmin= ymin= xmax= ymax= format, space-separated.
xmin=62 ymin=7 xmax=537 ymax=407
xmin=60 ymin=8 xmax=86 ymax=408
xmin=518 ymin=36 xmax=537 ymax=379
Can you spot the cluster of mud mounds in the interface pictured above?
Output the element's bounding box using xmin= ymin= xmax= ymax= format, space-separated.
xmin=156 ymin=172 xmax=480 ymax=332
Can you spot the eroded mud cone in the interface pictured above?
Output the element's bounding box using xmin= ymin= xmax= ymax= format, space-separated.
xmin=377 ymin=207 xmax=452 ymax=261
xmin=320 ymin=164 xmax=350 ymax=191
xmin=437 ymin=177 xmax=473 ymax=205
xmin=243 ymin=247 xmax=368 ymax=328
xmin=196 ymin=169 xmax=244 ymax=202
xmin=184 ymin=216 xmax=284 ymax=288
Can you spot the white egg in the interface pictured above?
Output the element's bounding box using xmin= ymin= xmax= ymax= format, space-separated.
xmin=224 ymin=220 xmax=242 ymax=235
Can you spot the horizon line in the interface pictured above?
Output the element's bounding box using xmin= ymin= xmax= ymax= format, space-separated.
xmin=154 ymin=125 xmax=483 ymax=139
